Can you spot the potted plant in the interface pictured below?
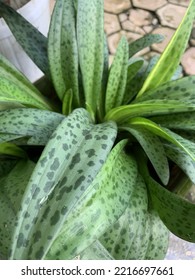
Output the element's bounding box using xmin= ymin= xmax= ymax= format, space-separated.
xmin=0 ymin=0 xmax=195 ymax=260
xmin=0 ymin=0 xmax=51 ymax=82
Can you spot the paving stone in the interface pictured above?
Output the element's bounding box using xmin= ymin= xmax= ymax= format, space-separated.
xmin=104 ymin=13 xmax=121 ymax=35
xmin=168 ymin=0 xmax=190 ymax=7
xmin=122 ymin=20 xmax=145 ymax=35
xmin=151 ymin=27 xmax=175 ymax=53
xmin=132 ymin=0 xmax=167 ymax=11
xmin=104 ymin=0 xmax=131 ymax=14
xmin=181 ymin=47 xmax=195 ymax=75
xmin=143 ymin=25 xmax=155 ymax=33
xmin=119 ymin=12 xmax=129 ymax=23
xmin=129 ymin=9 xmax=154 ymax=27
xmin=157 ymin=4 xmax=187 ymax=29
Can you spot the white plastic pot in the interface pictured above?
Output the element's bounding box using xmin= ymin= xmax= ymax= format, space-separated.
xmin=0 ymin=0 xmax=51 ymax=82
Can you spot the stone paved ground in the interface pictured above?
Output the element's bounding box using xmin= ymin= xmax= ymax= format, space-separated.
xmin=105 ymin=0 xmax=195 ymax=75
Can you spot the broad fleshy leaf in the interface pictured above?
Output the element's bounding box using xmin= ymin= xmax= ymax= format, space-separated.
xmin=10 ymin=108 xmax=117 ymax=259
xmin=105 ymin=100 xmax=195 ymax=124
xmin=129 ymin=34 xmax=164 ymax=58
xmin=137 ymin=0 xmax=195 ymax=97
xmin=78 ymin=241 xmax=114 ymax=260
xmin=105 ymin=36 xmax=128 ymax=113
xmin=135 ymin=76 xmax=195 ymax=104
xmin=123 ymin=57 xmax=144 ymax=104
xmin=48 ymin=0 xmax=80 ymax=106
xmin=0 ymin=55 xmax=53 ymax=111
xmin=122 ymin=125 xmax=169 ymax=185
xmin=46 ymin=140 xmax=137 ymax=259
xmin=77 ymin=0 xmax=104 ymax=119
xmin=0 ymin=160 xmax=35 ymax=258
xmin=0 ymin=2 xmax=50 ymax=78
xmin=0 ymin=108 xmax=64 ymax=145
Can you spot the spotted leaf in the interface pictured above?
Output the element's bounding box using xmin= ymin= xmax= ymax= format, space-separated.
xmin=0 ymin=160 xmax=35 ymax=258
xmin=128 ymin=34 xmax=164 ymax=58
xmin=0 ymin=108 xmax=64 ymax=146
xmin=10 ymin=108 xmax=117 ymax=259
xmin=79 ymin=241 xmax=114 ymax=260
xmin=77 ymin=0 xmax=104 ymax=118
xmin=137 ymin=0 xmax=195 ymax=97
xmin=46 ymin=140 xmax=137 ymax=259
xmin=48 ymin=0 xmax=80 ymax=106
xmin=0 ymin=55 xmax=53 ymax=111
xmin=105 ymin=36 xmax=128 ymax=113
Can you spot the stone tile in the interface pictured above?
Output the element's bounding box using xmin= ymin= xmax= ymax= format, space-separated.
xmin=122 ymin=20 xmax=145 ymax=35
xmin=143 ymin=25 xmax=155 ymax=33
xmin=157 ymin=4 xmax=187 ymax=29
xmin=168 ymin=0 xmax=190 ymax=7
xmin=104 ymin=0 xmax=131 ymax=14
xmin=119 ymin=12 xmax=129 ymax=23
xmin=104 ymin=13 xmax=121 ymax=35
xmin=181 ymin=47 xmax=195 ymax=75
xmin=129 ymin=9 xmax=154 ymax=27
xmin=132 ymin=0 xmax=167 ymax=11
xmin=151 ymin=27 xmax=175 ymax=53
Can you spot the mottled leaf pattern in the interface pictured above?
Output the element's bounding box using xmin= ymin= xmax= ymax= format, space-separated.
xmin=146 ymin=175 xmax=195 ymax=242
xmin=48 ymin=0 xmax=80 ymax=106
xmin=10 ymin=108 xmax=117 ymax=259
xmin=105 ymin=100 xmax=195 ymax=124
xmin=46 ymin=140 xmax=137 ymax=259
xmin=122 ymin=125 xmax=169 ymax=185
xmin=77 ymin=0 xmax=104 ymax=118
xmin=128 ymin=34 xmax=164 ymax=58
xmin=105 ymin=36 xmax=128 ymax=113
xmin=79 ymin=241 xmax=114 ymax=260
xmin=0 ymin=160 xmax=35 ymax=258
xmin=0 ymin=55 xmax=53 ymax=110
xmin=0 ymin=108 xmax=64 ymax=145
xmin=123 ymin=57 xmax=144 ymax=104
xmin=137 ymin=0 xmax=195 ymax=97
xmin=0 ymin=2 xmax=50 ymax=78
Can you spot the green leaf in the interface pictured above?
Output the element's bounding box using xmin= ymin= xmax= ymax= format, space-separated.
xmin=144 ymin=209 xmax=169 ymax=260
xmin=165 ymin=141 xmax=195 ymax=184
xmin=10 ymin=108 xmax=117 ymax=259
xmin=129 ymin=34 xmax=164 ymax=58
xmin=0 ymin=108 xmax=64 ymax=146
xmin=135 ymin=76 xmax=195 ymax=104
xmin=0 ymin=159 xmax=17 ymax=177
xmin=62 ymin=89 xmax=73 ymax=116
xmin=137 ymin=0 xmax=195 ymax=97
xmin=121 ymin=116 xmax=195 ymax=164
xmin=105 ymin=36 xmax=128 ymax=113
xmin=0 ymin=143 xmax=26 ymax=158
xmin=123 ymin=57 xmax=144 ymax=104
xmin=151 ymin=111 xmax=195 ymax=131
xmin=100 ymin=174 xmax=148 ymax=259
xmin=77 ymin=0 xmax=104 ymax=119
xmin=0 ymin=2 xmax=50 ymax=78
xmin=48 ymin=0 xmax=80 ymax=106
xmin=105 ymin=100 xmax=195 ymax=124
xmin=122 ymin=124 xmax=169 ymax=185
xmin=0 ymin=55 xmax=53 ymax=111
xmin=78 ymin=241 xmax=114 ymax=260
xmin=0 ymin=159 xmax=35 ymax=258
xmin=146 ymin=174 xmax=195 ymax=242
xmin=46 ymin=140 xmax=137 ymax=260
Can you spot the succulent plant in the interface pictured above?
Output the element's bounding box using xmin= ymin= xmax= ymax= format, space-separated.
xmin=0 ymin=0 xmax=195 ymax=260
